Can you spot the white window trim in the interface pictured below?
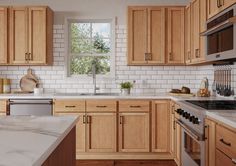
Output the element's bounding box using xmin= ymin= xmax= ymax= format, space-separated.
xmin=64 ymin=17 xmax=116 ymax=80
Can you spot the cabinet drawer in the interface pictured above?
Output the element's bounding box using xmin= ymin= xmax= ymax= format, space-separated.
xmin=0 ymin=100 xmax=7 ymax=113
xmin=86 ymin=100 xmax=117 ymax=112
xmin=216 ymin=124 xmax=236 ymax=159
xmin=119 ymin=100 xmax=151 ymax=112
xmin=54 ymin=100 xmax=85 ymax=113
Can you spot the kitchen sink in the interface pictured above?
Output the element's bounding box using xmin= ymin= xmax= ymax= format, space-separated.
xmin=55 ymin=93 xmax=120 ymax=96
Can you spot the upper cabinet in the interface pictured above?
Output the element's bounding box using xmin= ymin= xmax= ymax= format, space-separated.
xmin=128 ymin=6 xmax=185 ymax=66
xmin=207 ymin=0 xmax=236 ymax=19
xmin=9 ymin=6 xmax=53 ymax=65
xmin=167 ymin=7 xmax=185 ymax=64
xmin=0 ymin=7 xmax=8 ymax=64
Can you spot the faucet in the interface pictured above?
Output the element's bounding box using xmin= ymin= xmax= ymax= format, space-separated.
xmin=91 ymin=60 xmax=100 ymax=94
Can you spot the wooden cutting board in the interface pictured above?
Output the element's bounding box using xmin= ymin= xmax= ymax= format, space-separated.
xmin=169 ymin=92 xmax=195 ymax=97
xmin=20 ymin=69 xmax=39 ymax=93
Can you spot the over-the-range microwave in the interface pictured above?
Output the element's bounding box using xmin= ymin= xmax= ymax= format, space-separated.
xmin=202 ymin=4 xmax=236 ymax=62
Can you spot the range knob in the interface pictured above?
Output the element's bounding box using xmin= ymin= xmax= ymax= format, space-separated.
xmin=192 ymin=117 xmax=200 ymax=124
xmin=182 ymin=112 xmax=188 ymax=118
xmin=189 ymin=116 xmax=195 ymax=122
xmin=176 ymin=109 xmax=184 ymax=115
xmin=185 ymin=113 xmax=191 ymax=119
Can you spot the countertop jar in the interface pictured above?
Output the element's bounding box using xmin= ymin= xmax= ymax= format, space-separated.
xmin=3 ymin=79 xmax=11 ymax=93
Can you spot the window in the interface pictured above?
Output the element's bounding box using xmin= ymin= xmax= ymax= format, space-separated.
xmin=67 ymin=19 xmax=114 ymax=77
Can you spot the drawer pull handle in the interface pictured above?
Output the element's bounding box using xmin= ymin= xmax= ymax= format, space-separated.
xmin=65 ymin=105 xmax=76 ymax=108
xmin=120 ymin=116 xmax=124 ymax=124
xmin=232 ymin=158 xmax=236 ymax=164
xmin=96 ymin=105 xmax=107 ymax=108
xmin=83 ymin=115 xmax=86 ymax=124
xmin=220 ymin=138 xmax=231 ymax=146
xmin=130 ymin=105 xmax=141 ymax=108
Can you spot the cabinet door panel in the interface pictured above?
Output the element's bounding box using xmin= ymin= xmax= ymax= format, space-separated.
xmin=9 ymin=7 xmax=28 ymax=64
xmin=207 ymin=0 xmax=220 ymax=19
xmin=175 ymin=121 xmax=182 ymax=166
xmin=128 ymin=7 xmax=147 ymax=65
xmin=28 ymin=7 xmax=47 ymax=64
xmin=54 ymin=112 xmax=86 ymax=153
xmin=0 ymin=7 xmax=8 ymax=64
xmin=152 ymin=100 xmax=170 ymax=153
xmin=119 ymin=112 xmax=150 ymax=152
xmin=167 ymin=7 xmax=185 ymax=64
xmin=86 ymin=113 xmax=117 ymax=152
xmin=148 ymin=7 xmax=165 ymax=64
xmin=185 ymin=5 xmax=191 ymax=64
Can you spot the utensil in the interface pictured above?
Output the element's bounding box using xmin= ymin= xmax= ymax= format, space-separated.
xmin=20 ymin=68 xmax=39 ymax=93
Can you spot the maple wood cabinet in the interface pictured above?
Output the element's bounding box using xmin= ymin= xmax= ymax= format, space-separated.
xmin=152 ymin=100 xmax=170 ymax=153
xmin=205 ymin=118 xmax=236 ymax=166
xmin=9 ymin=6 xmax=53 ymax=65
xmin=0 ymin=100 xmax=7 ymax=116
xmin=128 ymin=6 xmax=185 ymax=66
xmin=0 ymin=7 xmax=8 ymax=64
xmin=207 ymin=0 xmax=236 ymax=19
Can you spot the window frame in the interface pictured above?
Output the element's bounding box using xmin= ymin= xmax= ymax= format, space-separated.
xmin=65 ymin=17 xmax=116 ymax=79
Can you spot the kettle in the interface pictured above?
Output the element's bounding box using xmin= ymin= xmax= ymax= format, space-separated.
xmin=200 ymin=77 xmax=209 ymax=90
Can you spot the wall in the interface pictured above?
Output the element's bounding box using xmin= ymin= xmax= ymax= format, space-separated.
xmin=0 ymin=24 xmax=225 ymax=94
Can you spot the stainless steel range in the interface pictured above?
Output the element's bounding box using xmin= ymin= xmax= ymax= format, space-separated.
xmin=177 ymin=100 xmax=236 ymax=166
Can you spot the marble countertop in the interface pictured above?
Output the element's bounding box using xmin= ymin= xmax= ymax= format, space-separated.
xmin=0 ymin=115 xmax=79 ymax=166
xmin=0 ymin=92 xmax=235 ymax=128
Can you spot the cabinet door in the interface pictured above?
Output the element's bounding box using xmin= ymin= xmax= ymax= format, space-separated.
xmin=54 ymin=112 xmax=86 ymax=153
xmin=216 ymin=149 xmax=234 ymax=166
xmin=205 ymin=118 xmax=216 ymax=166
xmin=0 ymin=100 xmax=7 ymax=115
xmin=152 ymin=100 xmax=170 ymax=153
xmin=199 ymin=0 xmax=207 ymax=62
xmin=175 ymin=121 xmax=182 ymax=166
xmin=170 ymin=101 xmax=176 ymax=156
xmin=86 ymin=113 xmax=117 ymax=152
xmin=191 ymin=0 xmax=200 ymax=63
xmin=185 ymin=5 xmax=191 ymax=64
xmin=119 ymin=112 xmax=150 ymax=152
xmin=167 ymin=7 xmax=185 ymax=64
xmin=9 ymin=7 xmax=28 ymax=64
xmin=0 ymin=7 xmax=8 ymax=64
xmin=223 ymin=0 xmax=236 ymax=10
xmin=147 ymin=7 xmax=165 ymax=64
xmin=207 ymin=0 xmax=221 ymax=19
xmin=28 ymin=7 xmax=47 ymax=64
xmin=128 ymin=7 xmax=148 ymax=65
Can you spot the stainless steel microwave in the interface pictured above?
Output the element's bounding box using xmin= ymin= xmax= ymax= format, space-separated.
xmin=202 ymin=4 xmax=236 ymax=62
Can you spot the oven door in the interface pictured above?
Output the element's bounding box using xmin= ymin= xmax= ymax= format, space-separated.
xmin=177 ymin=120 xmax=205 ymax=166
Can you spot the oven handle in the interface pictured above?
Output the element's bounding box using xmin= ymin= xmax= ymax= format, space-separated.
xmin=176 ymin=120 xmax=203 ymax=141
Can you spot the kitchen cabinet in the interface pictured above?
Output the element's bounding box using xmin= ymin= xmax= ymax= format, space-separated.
xmin=0 ymin=100 xmax=7 ymax=116
xmin=167 ymin=7 xmax=185 ymax=64
xmin=54 ymin=112 xmax=86 ymax=153
xmin=53 ymin=99 xmax=86 ymax=113
xmin=127 ymin=7 xmax=165 ymax=65
xmin=118 ymin=112 xmax=150 ymax=152
xmin=9 ymin=6 xmax=53 ymax=65
xmin=128 ymin=6 xmax=185 ymax=66
xmin=205 ymin=118 xmax=216 ymax=166
xmin=185 ymin=5 xmax=191 ymax=64
xmin=207 ymin=0 xmax=236 ymax=19
xmin=152 ymin=100 xmax=170 ymax=153
xmin=0 ymin=7 xmax=8 ymax=64
xmin=86 ymin=113 xmax=117 ymax=152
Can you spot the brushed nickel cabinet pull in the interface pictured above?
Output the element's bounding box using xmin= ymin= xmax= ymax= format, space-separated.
xmin=83 ymin=115 xmax=86 ymax=124
xmin=130 ymin=105 xmax=141 ymax=108
xmin=25 ymin=53 xmax=28 ymax=61
xmin=232 ymin=158 xmax=236 ymax=164
xmin=65 ymin=105 xmax=76 ymax=108
xmin=96 ymin=105 xmax=107 ymax=108
xmin=220 ymin=138 xmax=231 ymax=146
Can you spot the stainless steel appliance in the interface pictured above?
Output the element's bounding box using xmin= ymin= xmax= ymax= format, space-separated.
xmin=202 ymin=4 xmax=236 ymax=62
xmin=177 ymin=100 xmax=236 ymax=166
xmin=8 ymin=99 xmax=53 ymax=116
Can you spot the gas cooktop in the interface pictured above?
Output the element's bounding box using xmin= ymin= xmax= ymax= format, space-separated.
xmin=186 ymin=100 xmax=236 ymax=110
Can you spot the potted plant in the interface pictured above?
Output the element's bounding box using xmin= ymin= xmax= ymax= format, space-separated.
xmin=120 ymin=81 xmax=133 ymax=95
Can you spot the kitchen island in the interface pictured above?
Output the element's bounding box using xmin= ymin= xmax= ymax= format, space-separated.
xmin=0 ymin=115 xmax=79 ymax=166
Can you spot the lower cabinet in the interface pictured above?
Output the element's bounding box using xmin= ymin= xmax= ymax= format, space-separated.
xmin=118 ymin=112 xmax=150 ymax=152
xmin=175 ymin=121 xmax=182 ymax=166
xmin=152 ymin=100 xmax=170 ymax=153
xmin=0 ymin=100 xmax=7 ymax=115
xmin=86 ymin=112 xmax=117 ymax=152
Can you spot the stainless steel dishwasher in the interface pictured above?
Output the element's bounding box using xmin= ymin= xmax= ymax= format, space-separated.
xmin=8 ymin=99 xmax=53 ymax=116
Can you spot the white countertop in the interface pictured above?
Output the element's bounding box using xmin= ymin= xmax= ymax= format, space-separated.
xmin=0 ymin=115 xmax=79 ymax=166
xmin=0 ymin=92 xmax=235 ymax=129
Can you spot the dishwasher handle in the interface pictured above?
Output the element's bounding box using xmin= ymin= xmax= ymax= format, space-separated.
xmin=9 ymin=100 xmax=53 ymax=105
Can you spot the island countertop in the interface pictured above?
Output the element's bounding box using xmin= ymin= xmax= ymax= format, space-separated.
xmin=0 ymin=116 xmax=79 ymax=166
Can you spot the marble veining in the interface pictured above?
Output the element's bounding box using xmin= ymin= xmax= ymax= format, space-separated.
xmin=0 ymin=116 xmax=79 ymax=166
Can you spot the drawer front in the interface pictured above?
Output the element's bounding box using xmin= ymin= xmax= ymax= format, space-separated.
xmin=216 ymin=124 xmax=236 ymax=159
xmin=216 ymin=149 xmax=235 ymax=166
xmin=86 ymin=100 xmax=117 ymax=112
xmin=54 ymin=100 xmax=85 ymax=113
xmin=0 ymin=100 xmax=7 ymax=113
xmin=119 ymin=100 xmax=151 ymax=112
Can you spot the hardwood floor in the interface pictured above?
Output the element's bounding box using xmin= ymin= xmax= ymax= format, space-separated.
xmin=76 ymin=160 xmax=177 ymax=166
